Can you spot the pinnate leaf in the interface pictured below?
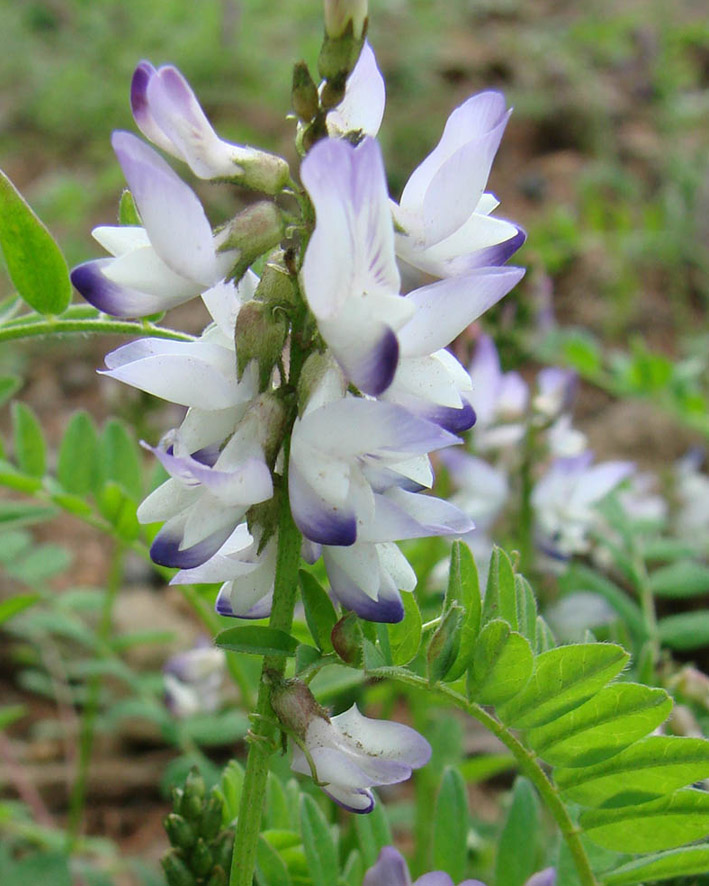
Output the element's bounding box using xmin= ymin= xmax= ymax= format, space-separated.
xmin=387 ymin=591 xmax=422 ymax=666
xmin=12 ymin=402 xmax=46 ymax=477
xmin=496 ymin=777 xmax=540 ymax=886
xmin=58 ymin=411 xmax=99 ymax=495
xmin=299 ymin=570 xmax=337 ymax=653
xmin=215 ymin=626 xmax=299 ymax=657
xmin=469 ymin=619 xmax=533 ymax=706
xmin=482 ymin=546 xmax=517 ymax=628
xmin=299 ymin=795 xmax=337 ymax=886
xmin=433 ymin=767 xmax=468 ymax=882
xmin=603 ymin=845 xmax=709 ymax=886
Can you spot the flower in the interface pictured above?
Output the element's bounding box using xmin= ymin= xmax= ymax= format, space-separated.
xmin=71 ymin=133 xmax=236 ymax=317
xmin=324 ymin=0 xmax=368 ymax=39
xmin=131 ymin=61 xmax=289 ymax=191
xmin=364 ymin=848 xmax=556 ymax=886
xmin=163 ymin=644 xmax=226 ymax=718
xmin=326 ymin=41 xmax=385 ymax=139
xmin=290 ymin=703 xmax=431 ymax=813
xmin=467 ymin=334 xmax=528 ymax=451
xmin=392 ymin=91 xmax=524 ymax=279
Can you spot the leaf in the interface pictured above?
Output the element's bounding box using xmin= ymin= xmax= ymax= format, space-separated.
xmin=0 ymin=169 xmax=71 ymax=315
xmin=427 ymin=605 xmax=463 ymax=683
xmin=299 ymin=570 xmax=337 ymax=653
xmin=433 ymin=767 xmax=468 ymax=882
xmin=387 ymin=591 xmax=422 ymax=665
xmin=102 ymin=418 xmax=143 ymax=500
xmin=459 ymin=754 xmax=516 ymax=783
xmin=535 ymin=616 xmax=555 ymax=653
xmin=341 ymin=850 xmax=364 ymax=886
xmin=482 ymin=546 xmax=517 ymax=628
xmin=658 ymin=611 xmax=709 ymax=651
xmin=514 ymin=574 xmax=538 ymax=645
xmin=527 ymin=683 xmax=672 ymax=767
xmin=469 ymin=619 xmax=533 ymax=706
xmin=218 ymin=760 xmax=245 ymax=824
xmin=0 ymin=704 xmax=26 ymax=731
xmin=299 ymin=795 xmax=338 ymax=886
xmin=649 ymin=560 xmax=709 ymax=597
xmin=602 ymin=845 xmax=709 ymax=886
xmin=256 ymin=836 xmax=293 ymax=886
xmin=215 ymin=626 xmax=299 ymax=657
xmin=0 ymin=375 xmax=21 ymax=408
xmin=496 ymin=777 xmax=540 ymax=886
xmin=266 ymin=773 xmax=291 ymax=830
xmin=96 ymin=482 xmax=140 ymax=540
xmin=0 ymin=501 xmax=56 ymax=528
xmin=443 ymin=541 xmax=481 ymax=680
xmin=119 ymin=189 xmax=141 ymax=226
xmin=498 ymin=644 xmax=629 ymax=729
xmin=57 ymin=411 xmax=99 ymax=495
xmin=640 ymin=538 xmax=696 ymax=564
xmin=12 ymin=402 xmax=46 ymax=476
xmin=581 ymin=788 xmax=709 ymax=852
xmin=354 ymin=801 xmax=392 ymax=868
xmin=0 ymin=593 xmax=40 ymax=624
xmin=556 ymin=736 xmax=709 ymax=806
xmin=8 ymin=543 xmax=72 ymax=584
xmin=181 ymin=710 xmax=250 ymax=746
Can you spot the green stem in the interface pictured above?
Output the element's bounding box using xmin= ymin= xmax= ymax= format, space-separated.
xmin=631 ymin=542 xmax=660 ymax=675
xmin=66 ymin=541 xmax=125 ymax=851
xmin=0 ymin=317 xmax=194 ymax=344
xmin=228 ymin=472 xmax=302 ymax=886
xmin=370 ymin=668 xmax=598 ymax=886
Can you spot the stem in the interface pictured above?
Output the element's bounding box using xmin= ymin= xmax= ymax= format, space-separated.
xmin=370 ymin=668 xmax=598 ymax=886
xmin=66 ymin=541 xmax=125 ymax=850
xmin=631 ymin=541 xmax=660 ymax=675
xmin=0 ymin=317 xmax=194 ymax=344
xmin=228 ymin=472 xmax=302 ymax=886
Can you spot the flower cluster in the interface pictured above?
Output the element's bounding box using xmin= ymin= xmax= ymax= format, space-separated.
xmin=71 ymin=42 xmax=524 ymax=627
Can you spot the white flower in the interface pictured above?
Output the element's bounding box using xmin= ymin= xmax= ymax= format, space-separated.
xmin=291 ymin=704 xmax=431 ymax=813
xmin=326 ymin=41 xmax=385 ymax=139
xmin=164 ymin=644 xmax=226 ymax=718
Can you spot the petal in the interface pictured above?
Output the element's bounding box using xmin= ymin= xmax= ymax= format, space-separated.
xmin=362 ymin=488 xmax=474 ymax=542
xmin=92 ymin=225 xmax=151 ymax=256
xmin=71 ymin=259 xmax=189 ymax=318
xmin=102 ymin=339 xmax=243 ymax=409
xmin=332 ymin=704 xmax=432 ymax=769
xmin=363 ymin=847 xmax=412 ymax=886
xmin=325 ymin=543 xmax=381 ymax=599
xmin=111 ymin=131 xmax=217 ymax=284
xmin=399 ymin=267 xmax=525 ymax=357
xmin=150 ymin=514 xmax=232 ymax=568
xmin=327 ymin=41 xmax=386 ymax=138
xmin=414 ymin=875 xmax=455 ymax=886
xmin=202 ymin=273 xmax=256 ymax=339
xmin=131 ymin=61 xmax=179 ymax=156
xmin=137 ymin=477 xmax=198 ymax=524
xmin=324 ymin=546 xmax=405 ymax=622
xmin=289 ymin=457 xmax=357 ymax=545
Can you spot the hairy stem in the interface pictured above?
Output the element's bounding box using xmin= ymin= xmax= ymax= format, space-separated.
xmin=66 ymin=541 xmax=125 ymax=850
xmin=0 ymin=316 xmax=194 ymax=344
xmin=370 ymin=668 xmax=598 ymax=886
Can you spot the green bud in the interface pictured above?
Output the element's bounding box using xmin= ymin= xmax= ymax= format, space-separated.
xmin=206 ymin=867 xmax=228 ymax=886
xmin=235 ymin=301 xmax=288 ymax=390
xmin=270 ymin=677 xmax=330 ymax=740
xmin=185 ymin=767 xmax=206 ymax=801
xmin=212 ymin=830 xmax=234 ymax=872
xmin=220 ymin=202 xmax=286 ymax=283
xmin=318 ymin=27 xmax=365 ymax=82
xmin=200 ymin=793 xmax=224 ymax=842
xmin=234 ymin=148 xmax=291 ymax=196
xmin=331 ymin=612 xmax=364 ymax=667
xmin=297 ymin=352 xmax=344 ymax=416
xmin=292 ymin=61 xmax=319 ymax=122
xmin=427 ymin=605 xmax=464 ymax=683
xmin=320 ymin=74 xmax=347 ymax=111
xmin=190 ymin=838 xmax=213 ymax=879
xmin=255 ymin=258 xmax=297 ymax=309
xmin=164 ymin=813 xmax=196 ymax=851
xmin=172 ymin=787 xmax=185 ymax=814
xmin=162 ymin=850 xmax=196 ymax=886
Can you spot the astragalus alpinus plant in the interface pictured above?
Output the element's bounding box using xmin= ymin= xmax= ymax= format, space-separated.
xmin=2 ymin=2 xmax=709 ymax=886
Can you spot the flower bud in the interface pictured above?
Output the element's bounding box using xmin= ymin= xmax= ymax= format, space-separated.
xmin=212 ymin=831 xmax=234 ymax=872
xmin=427 ymin=606 xmax=463 ymax=683
xmin=255 ymin=257 xmax=298 ymax=309
xmin=324 ymin=0 xmax=367 ymax=40
xmin=164 ymin=813 xmax=196 ymax=851
xmin=235 ymin=301 xmax=288 ymax=390
xmin=292 ymin=61 xmax=319 ymax=122
xmin=236 ymin=149 xmax=291 ymax=196
xmin=200 ymin=793 xmax=224 ymax=841
xmin=331 ymin=612 xmax=364 ymax=667
xmin=220 ymin=202 xmax=285 ymax=283
xmin=162 ymin=850 xmax=196 ymax=886
xmin=191 ymin=838 xmax=214 ymax=878
xmin=297 ymin=354 xmax=345 ymax=416
xmin=270 ymin=676 xmax=330 ymax=740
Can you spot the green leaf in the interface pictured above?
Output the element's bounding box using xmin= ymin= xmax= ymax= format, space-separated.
xmin=444 ymin=541 xmax=481 ymax=680
xmin=57 ymin=411 xmax=99 ymax=495
xmin=387 ymin=591 xmax=422 ymax=665
xmin=498 ymin=643 xmax=629 ymax=729
xmin=482 ymin=546 xmax=517 ymax=628
xmin=218 ymin=760 xmax=245 ymax=824
xmin=102 ymin=418 xmax=143 ymax=500
xmin=496 ymin=777 xmax=540 ymax=886
xmin=299 ymin=794 xmax=338 ymax=886
xmin=640 ymin=538 xmax=696 ymax=564
xmin=119 ymin=189 xmax=141 ymax=226
xmin=257 ymin=835 xmax=293 ymax=886
xmin=581 ymin=788 xmax=709 ymax=852
xmin=0 ymin=169 xmax=71 ymax=315
xmin=658 ymin=611 xmax=709 ymax=651
xmin=648 ymin=560 xmax=709 ymax=597
xmin=459 ymin=754 xmax=516 ymax=783
xmin=0 ymin=704 xmax=26 ymax=731
xmin=0 ymin=375 xmax=21 ymax=408
xmin=266 ymin=773 xmax=291 ymax=830
xmin=535 ymin=616 xmax=555 ymax=653
xmin=96 ymin=482 xmax=140 ymax=540
xmin=0 ymin=501 xmax=56 ymax=528
xmin=299 ymin=570 xmax=337 ymax=653
xmin=433 ymin=767 xmax=468 ymax=882
xmin=215 ymin=626 xmax=299 ymax=657
xmin=556 ymin=736 xmax=709 ymax=806
xmin=469 ymin=619 xmax=533 ymax=705
xmin=0 ymin=593 xmax=39 ymax=624
xmin=12 ymin=402 xmax=46 ymax=476
xmin=354 ymin=801 xmax=392 ymax=868
xmin=527 ymin=683 xmax=672 ymax=767
xmin=341 ymin=850 xmax=364 ymax=886
xmin=9 ymin=543 xmax=71 ymax=584
xmin=181 ymin=710 xmax=250 ymax=746
xmin=427 ymin=605 xmax=463 ymax=683
xmin=603 ymin=845 xmax=709 ymax=886
xmin=514 ymin=574 xmax=538 ymax=645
